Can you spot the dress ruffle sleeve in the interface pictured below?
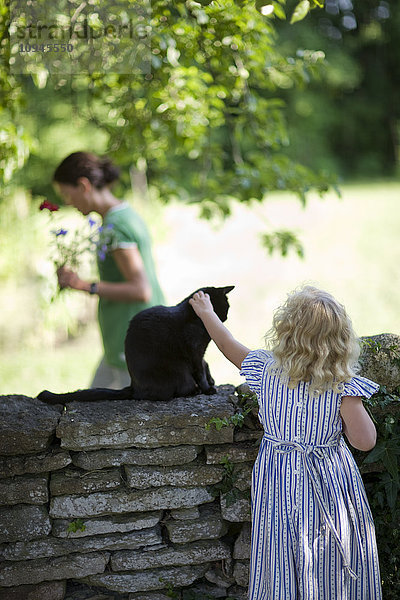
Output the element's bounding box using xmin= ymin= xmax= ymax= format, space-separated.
xmin=240 ymin=349 xmax=272 ymax=396
xmin=341 ymin=375 xmax=380 ymax=399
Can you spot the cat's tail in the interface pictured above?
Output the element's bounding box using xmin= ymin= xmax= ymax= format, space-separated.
xmin=37 ymin=386 xmax=133 ymax=405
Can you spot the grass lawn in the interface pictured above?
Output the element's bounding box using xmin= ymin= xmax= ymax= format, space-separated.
xmin=0 ymin=323 xmax=102 ymax=397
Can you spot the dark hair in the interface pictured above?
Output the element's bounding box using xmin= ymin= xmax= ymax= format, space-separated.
xmin=53 ymin=152 xmax=120 ymax=189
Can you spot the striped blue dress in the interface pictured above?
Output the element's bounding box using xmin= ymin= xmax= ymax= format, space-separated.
xmin=240 ymin=350 xmax=382 ymax=600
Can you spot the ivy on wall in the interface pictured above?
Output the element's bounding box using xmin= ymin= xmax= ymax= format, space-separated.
xmin=208 ymin=382 xmax=400 ymax=597
xmin=363 ymin=386 xmax=400 ymax=597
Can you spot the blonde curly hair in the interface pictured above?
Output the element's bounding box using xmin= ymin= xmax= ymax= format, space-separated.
xmin=265 ymin=286 xmax=360 ymax=394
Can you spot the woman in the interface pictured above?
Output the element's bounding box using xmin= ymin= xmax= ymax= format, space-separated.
xmin=53 ymin=151 xmax=165 ymax=387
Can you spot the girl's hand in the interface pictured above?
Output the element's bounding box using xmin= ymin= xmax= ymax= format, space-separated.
xmin=190 ymin=289 xmax=251 ymax=369
xmin=189 ymin=290 xmax=214 ymax=318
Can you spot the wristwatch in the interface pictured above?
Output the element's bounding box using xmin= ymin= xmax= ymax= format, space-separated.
xmin=89 ymin=282 xmax=98 ymax=295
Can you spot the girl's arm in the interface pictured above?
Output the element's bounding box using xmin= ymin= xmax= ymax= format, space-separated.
xmin=340 ymin=396 xmax=377 ymax=451
xmin=189 ymin=291 xmax=250 ymax=369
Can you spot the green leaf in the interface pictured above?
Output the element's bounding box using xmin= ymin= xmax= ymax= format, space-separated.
xmin=67 ymin=518 xmax=86 ymax=533
xmin=385 ymin=479 xmax=399 ymax=510
xmin=272 ymin=1 xmax=286 ymax=19
xmin=290 ymin=0 xmax=311 ymax=24
xmin=364 ymin=444 xmax=387 ymax=464
xmin=31 ymin=69 xmax=49 ymax=89
xmin=260 ymin=230 xmax=304 ymax=258
xmin=381 ymin=450 xmax=399 ymax=482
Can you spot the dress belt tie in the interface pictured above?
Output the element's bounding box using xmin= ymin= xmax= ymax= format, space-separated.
xmin=262 ymin=432 xmax=358 ymax=581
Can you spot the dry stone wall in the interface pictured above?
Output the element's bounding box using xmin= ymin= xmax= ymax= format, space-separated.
xmin=1 ymin=333 xmax=399 ymax=600
xmin=0 ymin=384 xmax=259 ymax=600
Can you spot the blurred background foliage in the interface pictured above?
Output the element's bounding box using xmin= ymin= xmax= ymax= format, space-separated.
xmin=0 ymin=0 xmax=398 ymax=385
xmin=276 ymin=0 xmax=400 ymax=178
xmin=0 ymin=0 xmax=398 ymax=377
xmin=3 ymin=0 xmax=333 ymax=214
xmin=1 ymin=0 xmax=398 ymax=205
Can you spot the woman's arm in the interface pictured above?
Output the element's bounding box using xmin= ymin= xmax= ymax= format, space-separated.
xmin=189 ymin=291 xmax=250 ymax=369
xmin=57 ymin=247 xmax=152 ymax=303
xmin=340 ymin=396 xmax=377 ymax=451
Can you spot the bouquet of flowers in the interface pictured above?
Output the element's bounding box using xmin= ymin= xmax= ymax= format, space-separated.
xmin=39 ymin=200 xmax=114 ymax=273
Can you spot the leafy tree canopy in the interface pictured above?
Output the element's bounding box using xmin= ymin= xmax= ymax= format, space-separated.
xmin=2 ymin=0 xmax=331 ymax=218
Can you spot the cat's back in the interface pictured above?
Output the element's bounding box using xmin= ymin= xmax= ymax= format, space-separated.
xmin=125 ymin=300 xmax=195 ymax=366
xmin=125 ymin=303 xmax=192 ymax=354
xmin=127 ymin=302 xmax=186 ymax=332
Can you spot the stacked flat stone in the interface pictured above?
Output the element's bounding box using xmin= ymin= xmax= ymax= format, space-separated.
xmin=1 ymin=333 xmax=398 ymax=600
xmin=0 ymin=385 xmax=260 ymax=600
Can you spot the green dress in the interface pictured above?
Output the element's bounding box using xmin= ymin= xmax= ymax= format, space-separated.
xmin=97 ymin=202 xmax=164 ymax=369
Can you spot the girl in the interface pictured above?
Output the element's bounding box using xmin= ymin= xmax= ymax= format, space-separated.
xmin=52 ymin=152 xmax=164 ymax=388
xmin=189 ymin=286 xmax=382 ymax=599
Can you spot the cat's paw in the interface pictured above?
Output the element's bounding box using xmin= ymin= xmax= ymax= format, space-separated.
xmin=207 ymin=375 xmax=215 ymax=386
xmin=204 ymin=386 xmax=217 ymax=395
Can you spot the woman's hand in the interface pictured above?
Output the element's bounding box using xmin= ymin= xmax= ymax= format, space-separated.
xmin=56 ymin=246 xmax=153 ymax=301
xmin=57 ymin=266 xmax=87 ymax=291
xmin=189 ymin=291 xmax=214 ymax=318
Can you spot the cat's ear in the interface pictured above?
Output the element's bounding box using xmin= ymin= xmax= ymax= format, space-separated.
xmin=222 ymin=285 xmax=235 ymax=294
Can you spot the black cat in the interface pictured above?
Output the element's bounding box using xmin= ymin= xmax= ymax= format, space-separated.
xmin=38 ymin=285 xmax=234 ymax=404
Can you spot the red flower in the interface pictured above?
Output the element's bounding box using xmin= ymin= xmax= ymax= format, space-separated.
xmin=39 ymin=200 xmax=59 ymax=212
